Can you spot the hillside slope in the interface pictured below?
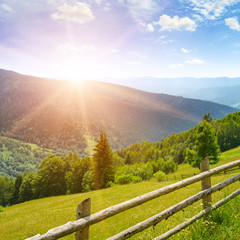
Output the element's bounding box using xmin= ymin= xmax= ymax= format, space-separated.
xmin=0 ymin=69 xmax=237 ymax=154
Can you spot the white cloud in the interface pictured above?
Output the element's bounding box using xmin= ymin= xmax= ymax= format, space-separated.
xmin=185 ymin=58 xmax=205 ymax=64
xmin=155 ymin=15 xmax=196 ymax=31
xmin=158 ymin=35 xmax=167 ymax=39
xmin=93 ymin=0 xmax=102 ymax=4
xmin=154 ymin=35 xmax=173 ymax=44
xmin=168 ymin=63 xmax=184 ymax=69
xmin=225 ymin=17 xmax=240 ymax=31
xmin=1 ymin=3 xmax=13 ymax=13
xmin=168 ymin=58 xmax=204 ymax=69
xmin=51 ymin=2 xmax=95 ymax=24
xmin=190 ymin=0 xmax=240 ymax=20
xmin=139 ymin=22 xmax=154 ymax=32
xmin=161 ymin=39 xmax=173 ymax=45
xmin=119 ymin=0 xmax=158 ymax=22
xmin=146 ymin=23 xmax=154 ymax=32
xmin=181 ymin=48 xmax=190 ymax=53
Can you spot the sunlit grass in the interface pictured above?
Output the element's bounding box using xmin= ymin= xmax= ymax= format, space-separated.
xmin=218 ymin=146 xmax=240 ymax=164
xmin=0 ymin=149 xmax=240 ymax=240
xmin=167 ymin=146 xmax=240 ymax=180
xmin=177 ymin=194 xmax=240 ymax=240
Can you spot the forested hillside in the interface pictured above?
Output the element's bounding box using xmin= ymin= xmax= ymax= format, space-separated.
xmin=0 ymin=69 xmax=236 ymax=156
xmin=115 ymin=111 xmax=240 ymax=166
xmin=0 ymin=137 xmax=53 ymax=177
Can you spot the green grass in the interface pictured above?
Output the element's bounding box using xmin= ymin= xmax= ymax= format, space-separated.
xmin=218 ymin=146 xmax=240 ymax=164
xmin=0 ymin=149 xmax=240 ymax=240
xmin=177 ymin=194 xmax=240 ymax=240
xmin=167 ymin=145 xmax=240 ymax=180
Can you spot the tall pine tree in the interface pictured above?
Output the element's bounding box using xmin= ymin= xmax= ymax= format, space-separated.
xmin=186 ymin=119 xmax=220 ymax=168
xmin=93 ymin=131 xmax=114 ymax=189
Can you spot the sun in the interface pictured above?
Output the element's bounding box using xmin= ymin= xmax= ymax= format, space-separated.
xmin=55 ymin=61 xmax=94 ymax=85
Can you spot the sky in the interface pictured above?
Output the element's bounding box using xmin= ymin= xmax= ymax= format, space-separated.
xmin=1 ymin=0 xmax=240 ymax=81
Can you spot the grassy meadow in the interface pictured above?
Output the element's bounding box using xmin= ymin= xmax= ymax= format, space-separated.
xmin=0 ymin=148 xmax=240 ymax=240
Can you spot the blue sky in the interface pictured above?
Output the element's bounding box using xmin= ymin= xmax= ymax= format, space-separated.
xmin=1 ymin=0 xmax=240 ymax=81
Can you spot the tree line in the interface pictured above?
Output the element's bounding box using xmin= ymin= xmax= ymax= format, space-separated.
xmin=1 ymin=111 xmax=240 ymax=207
xmin=0 ymin=132 xmax=115 ymax=206
xmin=0 ymin=131 xmax=178 ymax=207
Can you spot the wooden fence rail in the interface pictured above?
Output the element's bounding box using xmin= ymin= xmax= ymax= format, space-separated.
xmin=180 ymin=165 xmax=240 ymax=179
xmin=153 ymin=188 xmax=240 ymax=240
xmin=26 ymin=160 xmax=240 ymax=240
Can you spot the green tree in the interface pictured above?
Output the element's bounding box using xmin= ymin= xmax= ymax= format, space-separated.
xmin=93 ymin=131 xmax=115 ymax=189
xmin=0 ymin=176 xmax=14 ymax=206
xmin=65 ymin=156 xmax=93 ymax=194
xmin=186 ymin=120 xmax=220 ymax=168
xmin=202 ymin=112 xmax=213 ymax=122
xmin=19 ymin=172 xmax=36 ymax=202
xmin=125 ymin=152 xmax=131 ymax=165
xmin=11 ymin=174 xmax=23 ymax=204
xmin=35 ymin=155 xmax=67 ymax=198
xmin=82 ymin=170 xmax=94 ymax=192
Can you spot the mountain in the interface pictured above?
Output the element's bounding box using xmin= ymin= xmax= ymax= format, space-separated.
xmin=101 ymin=76 xmax=240 ymax=96
xmin=183 ymin=84 xmax=240 ymax=108
xmin=0 ymin=69 xmax=237 ymax=155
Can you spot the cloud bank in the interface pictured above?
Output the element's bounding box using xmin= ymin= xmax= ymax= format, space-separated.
xmin=51 ymin=2 xmax=95 ymax=24
xmin=155 ymin=15 xmax=196 ymax=31
xmin=225 ymin=17 xmax=240 ymax=31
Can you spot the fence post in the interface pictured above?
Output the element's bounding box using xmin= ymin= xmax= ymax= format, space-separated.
xmin=75 ymin=198 xmax=91 ymax=240
xmin=200 ymin=157 xmax=212 ymax=218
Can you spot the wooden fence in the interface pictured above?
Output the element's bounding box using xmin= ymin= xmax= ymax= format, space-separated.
xmin=26 ymin=160 xmax=240 ymax=240
xmin=181 ymin=165 xmax=240 ymax=179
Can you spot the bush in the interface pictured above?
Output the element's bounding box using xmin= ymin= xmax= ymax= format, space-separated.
xmin=162 ymin=159 xmax=177 ymax=174
xmin=131 ymin=176 xmax=142 ymax=183
xmin=154 ymin=171 xmax=166 ymax=182
xmin=136 ymin=164 xmax=153 ymax=180
xmin=115 ymin=174 xmax=133 ymax=184
xmin=105 ymin=181 xmax=114 ymax=188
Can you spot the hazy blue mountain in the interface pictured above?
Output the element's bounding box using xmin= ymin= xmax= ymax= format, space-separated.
xmin=183 ymin=84 xmax=240 ymax=108
xmin=100 ymin=76 xmax=240 ymax=96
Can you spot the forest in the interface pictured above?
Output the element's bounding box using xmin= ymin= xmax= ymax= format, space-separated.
xmin=1 ymin=111 xmax=240 ymax=207
xmin=0 ymin=137 xmax=53 ymax=177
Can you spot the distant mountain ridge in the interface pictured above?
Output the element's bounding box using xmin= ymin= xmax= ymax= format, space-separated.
xmin=0 ymin=69 xmax=237 ymax=155
xmin=101 ymin=76 xmax=240 ymax=96
xmin=183 ymin=84 xmax=240 ymax=108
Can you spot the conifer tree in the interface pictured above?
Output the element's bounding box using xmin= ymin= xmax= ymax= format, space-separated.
xmin=186 ymin=120 xmax=220 ymax=168
xmin=93 ymin=131 xmax=114 ymax=189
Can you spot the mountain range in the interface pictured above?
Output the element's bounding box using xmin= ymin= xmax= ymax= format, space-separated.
xmin=184 ymin=84 xmax=240 ymax=108
xmin=102 ymin=76 xmax=240 ymax=107
xmin=0 ymin=69 xmax=237 ymax=155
